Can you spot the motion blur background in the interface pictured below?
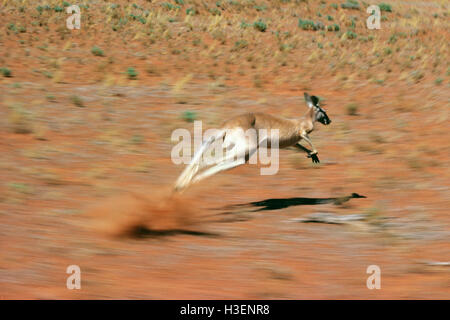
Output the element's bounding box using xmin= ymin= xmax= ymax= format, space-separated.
xmin=0 ymin=0 xmax=448 ymax=299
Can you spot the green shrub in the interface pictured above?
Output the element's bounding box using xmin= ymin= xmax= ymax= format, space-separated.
xmin=0 ymin=67 xmax=12 ymax=77
xmin=346 ymin=104 xmax=359 ymax=115
xmin=186 ymin=7 xmax=197 ymax=15
xmin=70 ymin=95 xmax=84 ymax=108
xmin=327 ymin=24 xmax=340 ymax=32
xmin=129 ymin=14 xmax=146 ymax=24
xmin=182 ymin=111 xmax=196 ymax=123
xmin=126 ymin=67 xmax=138 ymax=80
xmin=91 ymin=46 xmax=105 ymax=57
xmin=240 ymin=21 xmax=252 ymax=29
xmin=298 ymin=19 xmax=324 ymax=31
xmin=253 ymin=19 xmax=267 ymax=32
xmin=379 ymin=3 xmax=392 ymax=12
xmin=346 ymin=30 xmax=358 ymax=39
xmin=233 ymin=40 xmax=248 ymax=51
xmin=161 ymin=2 xmax=181 ymax=10
xmin=7 ymin=104 xmax=33 ymax=134
xmin=7 ymin=23 xmax=17 ymax=32
xmin=254 ymin=5 xmax=266 ymax=12
xmin=341 ymin=0 xmax=360 ymax=10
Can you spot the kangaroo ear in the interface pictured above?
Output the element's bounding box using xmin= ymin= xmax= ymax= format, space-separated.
xmin=311 ymin=95 xmax=320 ymax=106
xmin=304 ymin=92 xmax=313 ymax=108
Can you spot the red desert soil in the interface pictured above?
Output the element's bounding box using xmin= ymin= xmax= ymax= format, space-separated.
xmin=0 ymin=0 xmax=449 ymax=299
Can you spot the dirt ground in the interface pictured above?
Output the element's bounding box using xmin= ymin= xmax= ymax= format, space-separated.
xmin=0 ymin=0 xmax=449 ymax=299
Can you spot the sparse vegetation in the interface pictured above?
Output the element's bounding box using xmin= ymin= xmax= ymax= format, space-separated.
xmin=126 ymin=67 xmax=138 ymax=80
xmin=345 ymin=30 xmax=358 ymax=39
xmin=70 ymin=95 xmax=85 ymax=108
xmin=341 ymin=0 xmax=360 ymax=10
xmin=346 ymin=103 xmax=359 ymax=116
xmin=91 ymin=46 xmax=105 ymax=57
xmin=253 ymin=19 xmax=267 ymax=32
xmin=379 ymin=3 xmax=392 ymax=12
xmin=7 ymin=103 xmax=33 ymax=134
xmin=327 ymin=24 xmax=340 ymax=32
xmin=182 ymin=111 xmax=196 ymax=122
xmin=434 ymin=78 xmax=443 ymax=85
xmin=1 ymin=67 xmax=12 ymax=77
xmin=298 ymin=19 xmax=325 ymax=31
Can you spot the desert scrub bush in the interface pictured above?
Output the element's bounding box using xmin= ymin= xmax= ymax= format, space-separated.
xmin=330 ymin=3 xmax=338 ymax=9
xmin=186 ymin=7 xmax=197 ymax=15
xmin=434 ymin=78 xmax=443 ymax=85
xmin=161 ymin=2 xmax=181 ymax=10
xmin=240 ymin=21 xmax=252 ymax=29
xmin=344 ymin=30 xmax=357 ymax=39
xmin=0 ymin=67 xmax=12 ymax=77
xmin=7 ymin=103 xmax=33 ymax=134
xmin=130 ymin=134 xmax=145 ymax=145
xmin=42 ymin=70 xmax=53 ymax=79
xmin=209 ymin=8 xmax=221 ymax=16
xmin=253 ymin=19 xmax=267 ymax=32
xmin=410 ymin=70 xmax=424 ymax=83
xmin=46 ymin=94 xmax=56 ymax=102
xmin=8 ymin=182 xmax=34 ymax=195
xmin=36 ymin=5 xmax=52 ymax=14
xmin=70 ymin=95 xmax=84 ymax=107
xmin=112 ymin=17 xmax=128 ymax=31
xmin=91 ymin=46 xmax=105 ymax=57
xmin=378 ymin=3 xmax=392 ymax=12
xmin=129 ymin=14 xmax=146 ymax=24
xmin=341 ymin=0 xmax=360 ymax=10
xmin=233 ymin=40 xmax=248 ymax=51
xmin=298 ymin=19 xmax=324 ymax=31
xmin=346 ymin=103 xmax=359 ymax=115
xmin=327 ymin=24 xmax=340 ymax=32
xmin=126 ymin=67 xmax=138 ymax=80
xmin=358 ymin=35 xmax=373 ymax=42
xmin=388 ymin=32 xmax=407 ymax=44
xmin=254 ymin=5 xmax=267 ymax=12
xmin=253 ymin=74 xmax=263 ymax=88
xmin=181 ymin=111 xmax=196 ymax=122
xmin=7 ymin=23 xmax=17 ymax=33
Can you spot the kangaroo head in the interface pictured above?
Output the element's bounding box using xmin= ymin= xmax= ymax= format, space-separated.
xmin=304 ymin=92 xmax=331 ymax=125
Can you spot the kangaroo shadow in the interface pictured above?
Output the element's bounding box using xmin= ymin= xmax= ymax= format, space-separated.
xmin=222 ymin=193 xmax=367 ymax=213
xmin=128 ymin=226 xmax=220 ymax=239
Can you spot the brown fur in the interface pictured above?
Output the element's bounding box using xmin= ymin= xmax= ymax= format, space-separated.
xmin=221 ymin=111 xmax=315 ymax=148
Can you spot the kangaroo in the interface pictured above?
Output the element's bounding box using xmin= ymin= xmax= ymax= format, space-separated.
xmin=174 ymin=92 xmax=331 ymax=191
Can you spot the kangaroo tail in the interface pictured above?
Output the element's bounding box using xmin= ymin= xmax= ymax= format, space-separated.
xmin=174 ymin=130 xmax=226 ymax=191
